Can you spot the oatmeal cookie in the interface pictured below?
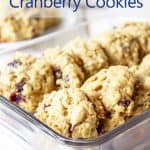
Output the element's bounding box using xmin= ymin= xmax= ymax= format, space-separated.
xmin=138 ymin=54 xmax=150 ymax=89
xmin=1 ymin=53 xmax=55 ymax=112
xmin=0 ymin=8 xmax=61 ymax=42
xmin=133 ymin=82 xmax=150 ymax=116
xmin=64 ymin=38 xmax=108 ymax=77
xmin=0 ymin=17 xmax=46 ymax=42
xmin=131 ymin=54 xmax=150 ymax=115
xmin=44 ymin=49 xmax=85 ymax=88
xmin=95 ymin=31 xmax=142 ymax=66
xmin=35 ymin=88 xmax=99 ymax=139
xmin=82 ymin=66 xmax=136 ymax=131
xmin=130 ymin=54 xmax=150 ymax=89
xmin=117 ymin=22 xmax=150 ymax=55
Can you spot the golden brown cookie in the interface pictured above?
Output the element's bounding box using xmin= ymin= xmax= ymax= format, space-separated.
xmin=64 ymin=38 xmax=108 ymax=77
xmin=82 ymin=66 xmax=136 ymax=131
xmin=133 ymin=82 xmax=150 ymax=116
xmin=95 ymin=31 xmax=142 ymax=66
xmin=0 ymin=53 xmax=55 ymax=112
xmin=35 ymin=88 xmax=99 ymax=139
xmin=137 ymin=54 xmax=150 ymax=89
xmin=131 ymin=54 xmax=150 ymax=116
xmin=44 ymin=49 xmax=85 ymax=88
xmin=0 ymin=8 xmax=61 ymax=42
xmin=117 ymin=22 xmax=150 ymax=55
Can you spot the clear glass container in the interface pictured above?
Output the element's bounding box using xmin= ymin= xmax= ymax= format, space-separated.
xmin=0 ymin=96 xmax=149 ymax=150
xmin=0 ymin=20 xmax=149 ymax=150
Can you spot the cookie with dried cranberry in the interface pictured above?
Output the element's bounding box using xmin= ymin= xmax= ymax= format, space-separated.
xmin=35 ymin=88 xmax=99 ymax=139
xmin=1 ymin=52 xmax=36 ymax=88
xmin=1 ymin=53 xmax=55 ymax=112
xmin=64 ymin=38 xmax=108 ymax=77
xmin=82 ymin=66 xmax=136 ymax=131
xmin=43 ymin=49 xmax=85 ymax=88
xmin=95 ymin=30 xmax=142 ymax=66
xmin=0 ymin=16 xmax=45 ymax=42
xmin=0 ymin=7 xmax=61 ymax=42
xmin=116 ymin=22 xmax=150 ymax=55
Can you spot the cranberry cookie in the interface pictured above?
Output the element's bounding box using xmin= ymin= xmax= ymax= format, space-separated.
xmin=82 ymin=66 xmax=136 ymax=131
xmin=0 ymin=53 xmax=55 ymax=112
xmin=35 ymin=88 xmax=99 ymax=138
xmin=64 ymin=38 xmax=108 ymax=77
xmin=44 ymin=49 xmax=85 ymax=88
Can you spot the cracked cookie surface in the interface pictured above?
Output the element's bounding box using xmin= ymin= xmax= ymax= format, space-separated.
xmin=0 ymin=8 xmax=61 ymax=42
xmin=116 ymin=22 xmax=150 ymax=55
xmin=44 ymin=49 xmax=85 ymax=88
xmin=82 ymin=66 xmax=136 ymax=131
xmin=0 ymin=53 xmax=55 ymax=112
xmin=35 ymin=88 xmax=99 ymax=138
xmin=131 ymin=54 xmax=150 ymax=116
xmin=95 ymin=31 xmax=142 ymax=66
xmin=64 ymin=38 xmax=108 ymax=77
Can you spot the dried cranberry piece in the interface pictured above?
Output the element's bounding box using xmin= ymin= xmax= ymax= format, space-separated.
xmin=105 ymin=111 xmax=111 ymax=118
xmin=63 ymin=75 xmax=70 ymax=82
xmin=53 ymin=67 xmax=62 ymax=78
xmin=9 ymin=92 xmax=25 ymax=104
xmin=16 ymin=82 xmax=25 ymax=92
xmin=118 ymin=98 xmax=131 ymax=108
xmin=8 ymin=60 xmax=22 ymax=68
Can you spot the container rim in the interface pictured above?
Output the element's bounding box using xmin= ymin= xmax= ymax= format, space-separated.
xmin=0 ymin=96 xmax=149 ymax=147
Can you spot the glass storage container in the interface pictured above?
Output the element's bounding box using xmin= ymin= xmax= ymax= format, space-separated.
xmin=0 ymin=19 xmax=149 ymax=150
